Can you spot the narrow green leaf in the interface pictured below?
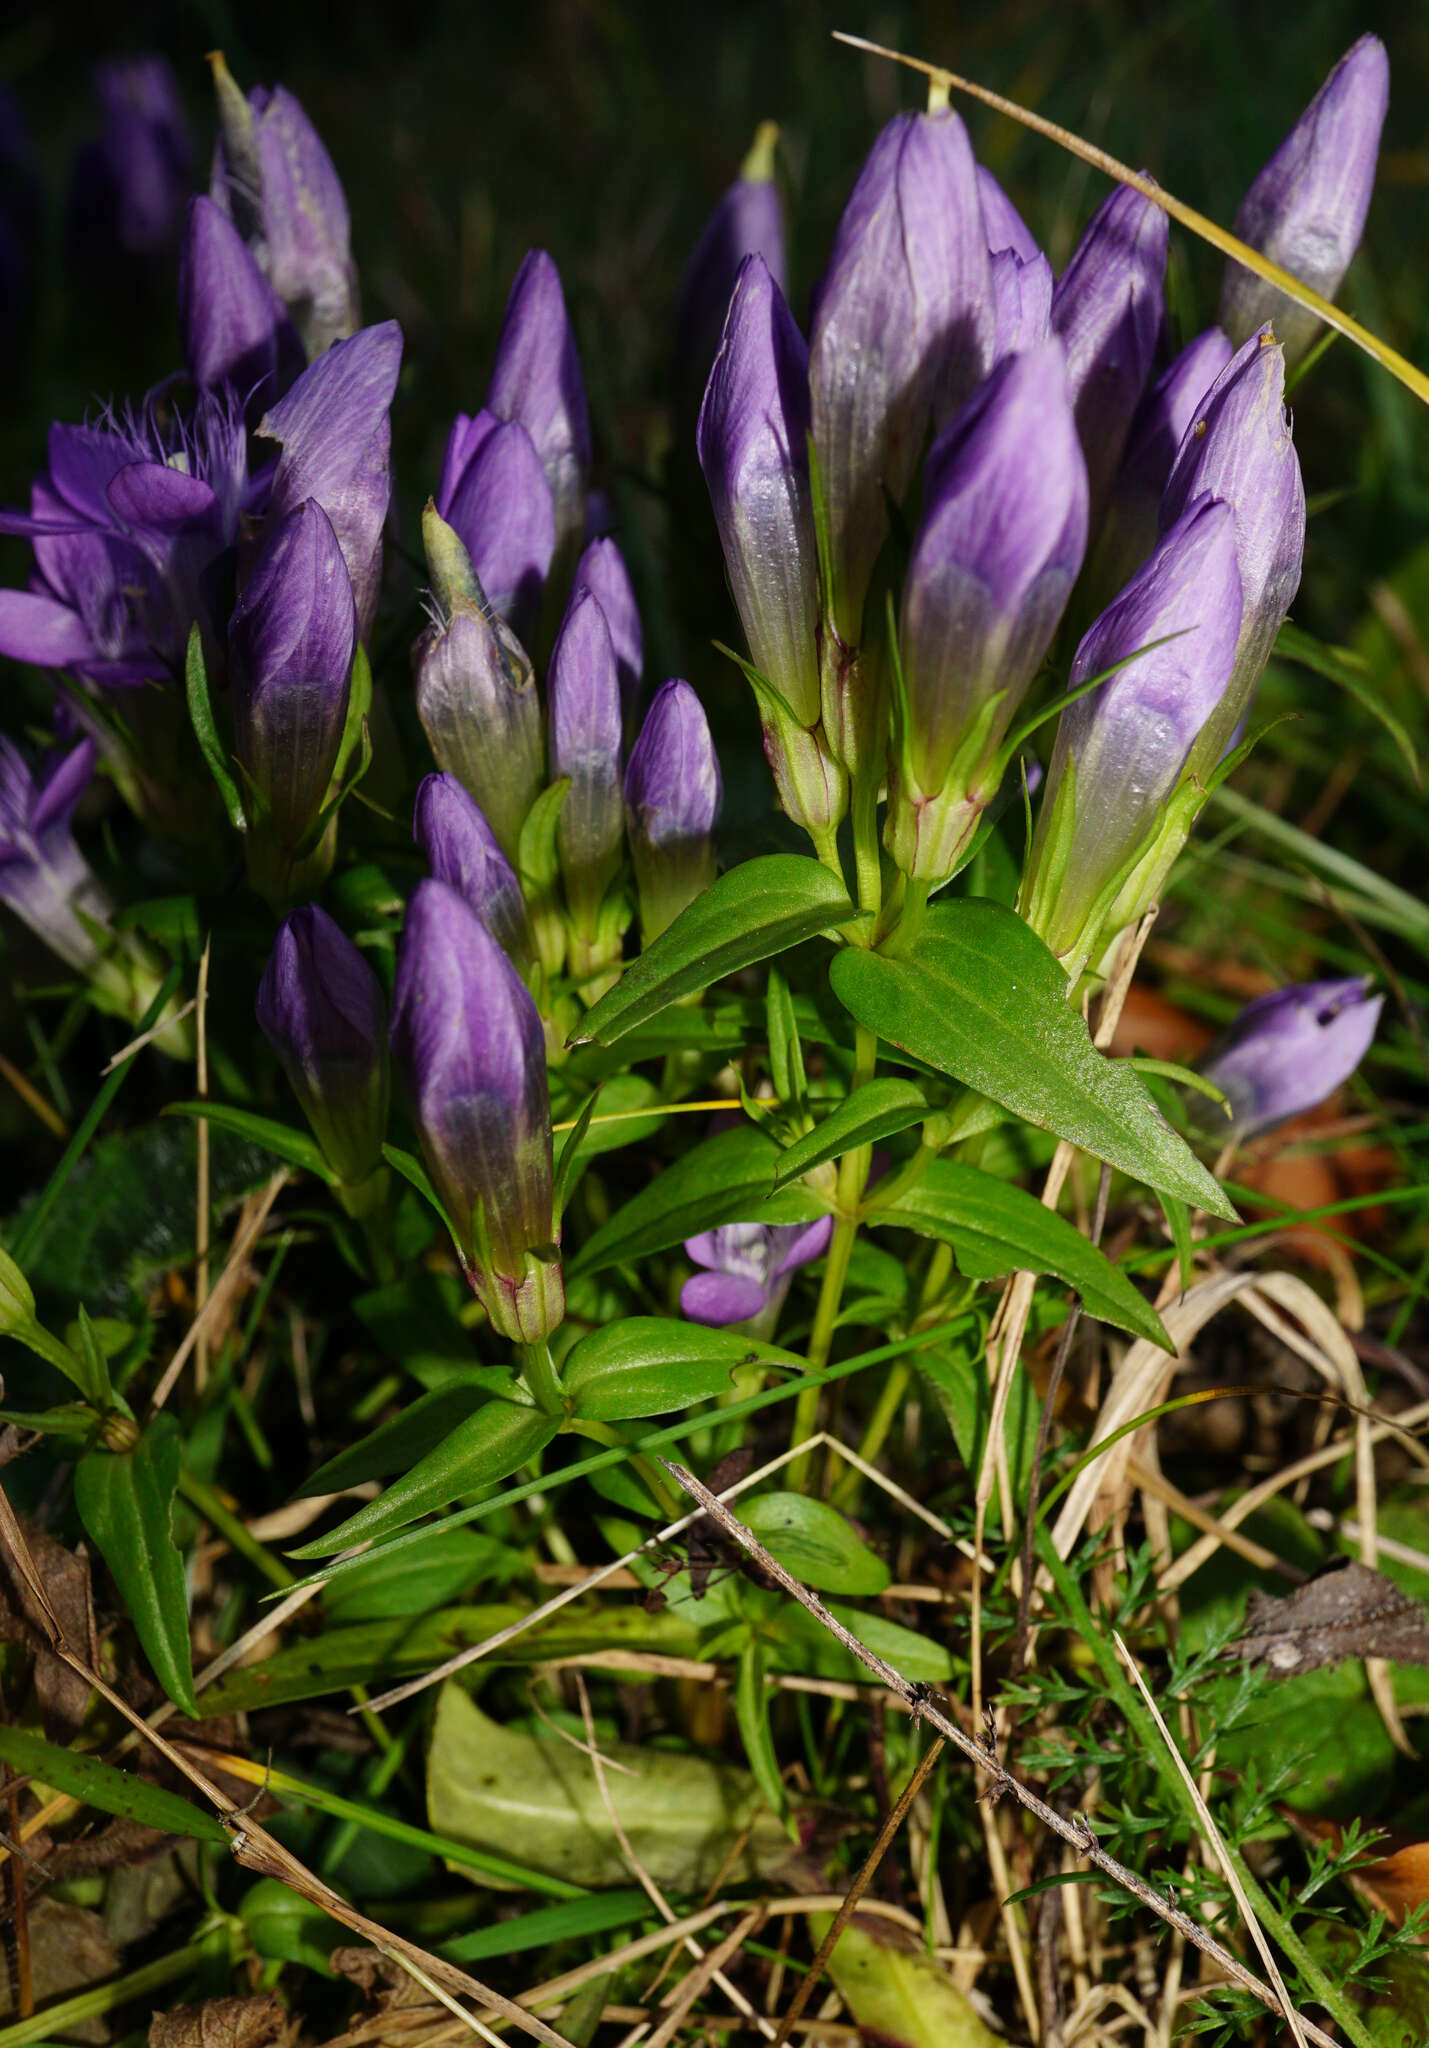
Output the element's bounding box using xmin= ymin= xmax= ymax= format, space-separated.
xmin=736 ymin=1636 xmax=786 ymax=1818
xmin=184 ymin=623 xmax=246 ymax=831
xmin=1210 ymin=784 xmax=1429 ymax=952
xmin=440 ymin=1891 xmax=648 ymax=1963
xmin=772 ymin=1078 xmax=927 ymax=1190
xmin=569 ymin=1124 xmax=826 ymax=1278
xmin=553 ymin=1088 xmax=601 ymax=1226
xmin=291 ymin=1400 xmax=559 ymax=1556
xmin=571 ymin=856 xmax=861 ymax=1047
xmin=563 ymin=1318 xmax=808 ymax=1422
xmin=741 ymin=1492 xmax=890 ymax=1595
xmin=870 ymin=1158 xmax=1170 ymax=1347
xmin=74 ymin=1414 xmax=197 ymax=1716
xmin=297 ymin=1376 xmax=528 ymax=1496
xmin=1276 ymin=620 xmax=1420 ymax=785
xmin=165 ymin=1101 xmax=335 ymax=1183
xmin=0 ymin=1725 xmax=227 ymax=1844
xmin=831 ymin=903 xmax=1234 ymax=1218
xmin=518 ymin=776 xmax=571 ymax=892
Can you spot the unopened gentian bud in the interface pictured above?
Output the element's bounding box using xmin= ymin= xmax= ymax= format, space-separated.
xmin=1159 ymin=326 xmax=1305 ymax=769
xmin=1050 ymin=183 xmax=1168 ymax=525
xmin=179 ymin=195 xmax=302 ymax=412
xmin=624 ymin=679 xmax=721 ymax=944
xmin=1220 ymin=36 xmax=1389 ymax=368
xmin=1198 ymin=978 xmax=1383 ymax=1138
xmin=229 ymin=499 xmax=356 ymax=894
xmin=1022 ymin=496 xmax=1243 ymax=978
xmin=209 ymin=54 xmax=359 ymax=357
xmin=257 ymin=905 xmax=389 ymax=1184
xmin=439 ymin=409 xmax=555 ymax=649
xmin=0 ymin=736 xmax=111 ymax=973
xmin=977 ymin=164 xmax=1039 ymax=260
xmin=570 ymin=537 xmax=642 ymax=728
xmin=989 ymin=247 xmax=1053 ymax=366
xmin=1091 ymin=327 xmax=1234 ymax=604
xmin=486 ymin=250 xmax=590 ymax=566
xmin=675 ymin=121 xmax=787 ymax=402
xmin=390 ymin=879 xmax=562 ymax=1342
xmin=258 ymin=319 xmax=402 ymax=642
xmin=69 ymin=57 xmax=192 ymax=265
xmin=886 ymin=340 xmax=1088 ymax=884
xmin=809 ymin=109 xmax=993 ymax=644
xmin=549 ymin=587 xmax=624 ymax=977
xmin=414 ymin=772 xmax=534 ymax=975
xmin=698 ymin=255 xmax=844 ymax=842
xmin=413 ymin=504 xmax=543 ymax=867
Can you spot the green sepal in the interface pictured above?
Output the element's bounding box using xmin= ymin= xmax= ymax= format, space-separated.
xmin=184 ymin=624 xmax=246 ymax=832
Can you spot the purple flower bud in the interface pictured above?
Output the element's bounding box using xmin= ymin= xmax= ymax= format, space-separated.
xmin=1198 ymin=978 xmax=1383 ymax=1137
xmin=570 ymin=537 xmax=642 ymax=727
xmin=549 ymin=587 xmax=624 ymax=949
xmin=0 ymin=736 xmax=111 ymax=972
xmin=69 ymin=57 xmax=192 ymax=263
xmin=682 ymin=1217 xmax=833 ymax=1329
xmin=179 ymin=195 xmax=302 ymax=411
xmin=440 ymin=409 xmax=556 ymax=648
xmin=228 ymin=499 xmax=356 ymax=853
xmin=1051 ymin=184 xmax=1168 ymax=524
xmin=257 ymin=905 xmax=389 ymax=1183
xmin=676 ymin=123 xmax=787 ymax=398
xmin=809 ymin=110 xmax=993 ymax=641
xmin=978 ymin=164 xmax=1039 ymax=261
xmin=414 ymin=771 xmax=534 ymax=974
xmin=413 ymin=505 xmax=543 ymax=867
xmin=1093 ymin=327 xmax=1235 ymax=599
xmin=1024 ymin=497 xmax=1243 ymax=968
xmin=1160 ymin=327 xmax=1305 ymax=767
xmin=624 ymin=679 xmax=721 ymax=944
xmin=258 ymin=321 xmax=403 ymax=640
xmin=210 ymin=57 xmax=359 ymax=357
xmin=1220 ymin=36 xmax=1389 ymax=367
xmin=485 ymin=250 xmax=590 ymax=561
xmin=989 ymin=247 xmax=1053 ymax=366
xmin=886 ymin=340 xmax=1089 ymax=883
xmin=390 ymin=879 xmax=562 ymax=1341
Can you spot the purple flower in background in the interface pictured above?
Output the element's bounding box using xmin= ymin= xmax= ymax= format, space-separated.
xmin=570 ymin=537 xmax=642 ymax=727
xmin=1198 ymin=978 xmax=1383 ymax=1137
xmin=977 ymin=164 xmax=1039 ymax=261
xmin=1051 ymin=183 xmax=1168 ymax=524
xmin=548 ymin=586 xmax=624 ymax=962
xmin=258 ymin=320 xmax=403 ymax=640
xmin=438 ymin=408 xmax=556 ymax=647
xmin=1160 ymin=326 xmax=1305 ymax=766
xmin=0 ymin=394 xmax=250 ymax=686
xmin=625 ymin=678 xmax=721 ymax=943
xmin=809 ymin=108 xmax=993 ymax=642
xmin=1023 ymin=496 xmax=1243 ymax=971
xmin=989 ymin=247 xmax=1053 ymax=366
xmin=413 ymin=504 xmax=544 ymax=866
xmin=228 ymin=498 xmax=356 ymax=856
xmin=257 ymin=904 xmax=389 ymax=1184
xmin=675 ymin=122 xmax=787 ymax=399
xmin=0 ymin=736 xmax=110 ymax=972
xmin=886 ymin=339 xmax=1088 ymax=884
xmin=414 ymin=771 xmax=534 ymax=974
xmin=390 ymin=878 xmax=562 ymax=1341
xmin=1220 ymin=36 xmax=1389 ymax=367
xmin=486 ymin=250 xmax=590 ymax=561
xmin=682 ymin=1217 xmax=834 ymax=1328
xmin=69 ymin=57 xmax=192 ymax=263
xmin=209 ymin=54 xmax=359 ymax=357
xmin=179 ymin=195 xmax=303 ymax=412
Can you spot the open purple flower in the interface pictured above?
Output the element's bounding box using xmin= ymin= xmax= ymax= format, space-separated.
xmin=1198 ymin=978 xmax=1383 ymax=1137
xmin=257 ymin=905 xmax=389 ymax=1184
xmin=0 ymin=736 xmax=110 ymax=972
xmin=682 ymin=1218 xmax=834 ymax=1328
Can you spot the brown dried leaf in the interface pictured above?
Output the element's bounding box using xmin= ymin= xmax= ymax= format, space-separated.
xmin=328 ymin=1950 xmax=433 ymax=2016
xmin=1232 ymin=1559 xmax=1429 ymax=1673
xmin=149 ymin=1994 xmax=299 ymax=2048
xmin=0 ymin=1897 xmax=118 ymax=2042
xmin=0 ymin=1523 xmax=96 ymax=1741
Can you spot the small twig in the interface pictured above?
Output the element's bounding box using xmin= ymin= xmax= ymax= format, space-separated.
xmin=659 ymin=1458 xmax=1341 ymax=2048
xmin=193 ymin=935 xmax=212 ymax=1393
xmin=149 ymin=1169 xmax=289 ymax=1412
xmin=99 ymin=998 xmax=196 ymax=1074
xmin=770 ymin=1736 xmax=945 ymax=2048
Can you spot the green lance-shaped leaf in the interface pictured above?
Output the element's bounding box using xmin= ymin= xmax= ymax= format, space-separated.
xmin=831 ymin=901 xmax=1234 ymax=1217
xmin=869 ymin=1158 xmax=1171 ymax=1347
xmin=740 ymin=1492 xmax=891 ymax=1595
xmin=297 ymin=1376 xmax=526 ymax=1496
xmin=292 ymin=1400 xmax=558 ymax=1557
xmin=0 ymin=1725 xmax=228 ymax=1845
xmin=165 ymin=1101 xmax=335 ymax=1183
xmin=74 ymin=1413 xmax=197 ymax=1716
xmin=569 ymin=1123 xmax=826 ymax=1279
xmin=772 ymin=1077 xmax=928 ymax=1189
xmin=563 ymin=1317 xmax=809 ymax=1422
xmin=184 ymin=623 xmax=246 ymax=831
xmin=570 ymin=855 xmax=861 ymax=1047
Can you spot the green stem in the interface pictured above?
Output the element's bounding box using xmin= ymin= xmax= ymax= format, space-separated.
xmin=850 ymin=775 xmax=883 ymax=926
xmin=569 ymin=1418 xmax=682 ymax=1519
xmin=831 ymin=1360 xmax=910 ymax=1511
xmin=178 ymin=1470 xmax=293 ymax=1589
xmin=881 ymin=874 xmax=933 ymax=956
xmin=517 ymin=1338 xmax=564 ymax=1419
xmin=337 ymin=1166 xmax=396 ymax=1283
